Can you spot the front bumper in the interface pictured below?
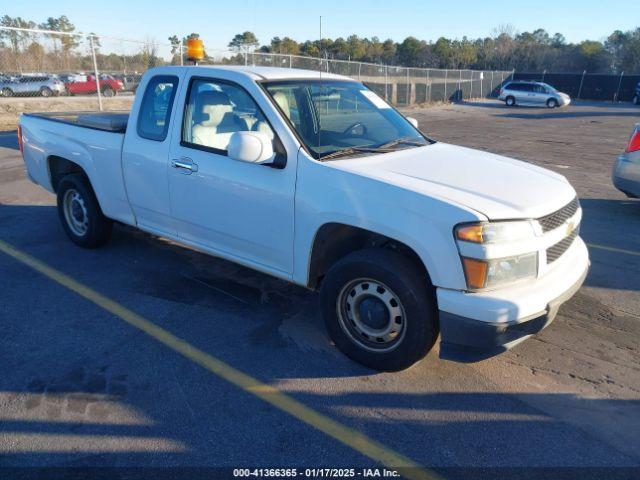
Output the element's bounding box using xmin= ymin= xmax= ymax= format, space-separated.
xmin=438 ymin=237 xmax=589 ymax=362
xmin=558 ymin=96 xmax=571 ymax=106
xmin=613 ymin=154 xmax=640 ymax=198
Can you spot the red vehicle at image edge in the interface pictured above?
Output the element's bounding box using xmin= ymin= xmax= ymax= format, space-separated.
xmin=65 ymin=74 xmax=124 ymax=97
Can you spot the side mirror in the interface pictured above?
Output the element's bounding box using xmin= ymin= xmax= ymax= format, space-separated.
xmin=406 ymin=117 xmax=419 ymax=129
xmin=228 ymin=131 xmax=275 ymax=165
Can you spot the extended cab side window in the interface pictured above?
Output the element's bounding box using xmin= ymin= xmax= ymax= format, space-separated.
xmin=137 ymin=75 xmax=178 ymax=141
xmin=182 ymin=78 xmax=275 ymax=153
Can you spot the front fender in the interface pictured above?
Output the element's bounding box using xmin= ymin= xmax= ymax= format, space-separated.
xmin=293 ymin=154 xmax=480 ymax=290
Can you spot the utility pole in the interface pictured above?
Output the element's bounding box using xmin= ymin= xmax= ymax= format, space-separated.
xmin=89 ymin=35 xmax=102 ymax=111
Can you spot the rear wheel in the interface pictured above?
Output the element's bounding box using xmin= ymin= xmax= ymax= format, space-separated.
xmin=320 ymin=248 xmax=438 ymax=371
xmin=634 ymin=95 xmax=640 ymax=105
xmin=546 ymin=98 xmax=558 ymax=108
xmin=57 ymin=174 xmax=113 ymax=248
xmin=1 ymin=87 xmax=13 ymax=97
xmin=40 ymin=87 xmax=53 ymax=97
xmin=505 ymin=96 xmax=516 ymax=106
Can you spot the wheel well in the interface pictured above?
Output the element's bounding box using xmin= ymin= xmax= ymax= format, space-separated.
xmin=48 ymin=156 xmax=87 ymax=192
xmin=307 ymin=223 xmax=431 ymax=289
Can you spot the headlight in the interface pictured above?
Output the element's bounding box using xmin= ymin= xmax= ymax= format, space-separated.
xmin=461 ymin=253 xmax=538 ymax=290
xmin=455 ymin=221 xmax=538 ymax=290
xmin=456 ymin=221 xmax=536 ymax=244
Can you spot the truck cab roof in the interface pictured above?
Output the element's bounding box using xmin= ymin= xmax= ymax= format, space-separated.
xmin=171 ymin=65 xmax=353 ymax=82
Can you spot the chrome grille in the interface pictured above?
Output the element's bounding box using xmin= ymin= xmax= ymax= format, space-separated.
xmin=538 ymin=197 xmax=580 ymax=233
xmin=546 ymin=228 xmax=578 ymax=264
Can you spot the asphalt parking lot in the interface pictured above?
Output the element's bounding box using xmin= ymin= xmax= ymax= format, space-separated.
xmin=1 ymin=99 xmax=639 ymax=478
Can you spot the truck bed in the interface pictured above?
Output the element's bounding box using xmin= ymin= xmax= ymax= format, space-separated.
xmin=20 ymin=109 xmax=134 ymax=226
xmin=23 ymin=111 xmax=129 ymax=133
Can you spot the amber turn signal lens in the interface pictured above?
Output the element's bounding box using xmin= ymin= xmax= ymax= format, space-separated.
xmin=186 ymin=38 xmax=205 ymax=61
xmin=462 ymin=258 xmax=488 ymax=289
xmin=457 ymin=224 xmax=484 ymax=243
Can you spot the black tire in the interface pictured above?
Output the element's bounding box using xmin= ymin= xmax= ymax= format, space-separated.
xmin=320 ymin=248 xmax=438 ymax=371
xmin=102 ymin=87 xmax=115 ymax=97
xmin=2 ymin=87 xmax=13 ymax=97
xmin=56 ymin=173 xmax=113 ymax=248
xmin=505 ymin=96 xmax=515 ymax=106
xmin=634 ymin=95 xmax=640 ymax=105
xmin=546 ymin=98 xmax=558 ymax=108
xmin=40 ymin=87 xmax=53 ymax=97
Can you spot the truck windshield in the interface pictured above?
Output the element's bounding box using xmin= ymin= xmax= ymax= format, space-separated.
xmin=262 ymin=80 xmax=430 ymax=160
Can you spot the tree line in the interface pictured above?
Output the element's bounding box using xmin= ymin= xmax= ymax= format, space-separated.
xmin=228 ymin=27 xmax=640 ymax=73
xmin=1 ymin=14 xmax=639 ymax=74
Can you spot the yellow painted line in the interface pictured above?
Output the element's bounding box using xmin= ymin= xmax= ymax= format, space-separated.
xmin=0 ymin=239 xmax=439 ymax=480
xmin=587 ymin=243 xmax=640 ymax=257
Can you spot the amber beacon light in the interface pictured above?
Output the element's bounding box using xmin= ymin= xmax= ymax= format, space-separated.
xmin=186 ymin=38 xmax=205 ymax=62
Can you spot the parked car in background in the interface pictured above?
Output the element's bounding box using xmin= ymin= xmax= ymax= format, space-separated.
xmin=57 ymin=73 xmax=86 ymax=84
xmin=499 ymin=81 xmax=571 ymax=108
xmin=18 ymin=65 xmax=589 ymax=371
xmin=113 ymin=74 xmax=142 ymax=93
xmin=0 ymin=74 xmax=65 ymax=97
xmin=65 ymin=73 xmax=124 ymax=97
xmin=613 ymin=123 xmax=640 ymax=198
xmin=633 ymin=82 xmax=640 ymax=105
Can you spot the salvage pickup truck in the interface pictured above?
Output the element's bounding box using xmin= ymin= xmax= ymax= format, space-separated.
xmin=18 ymin=66 xmax=589 ymax=371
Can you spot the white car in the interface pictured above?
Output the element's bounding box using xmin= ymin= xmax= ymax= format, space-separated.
xmin=499 ymin=81 xmax=571 ymax=108
xmin=0 ymin=74 xmax=66 ymax=97
xmin=18 ymin=66 xmax=589 ymax=371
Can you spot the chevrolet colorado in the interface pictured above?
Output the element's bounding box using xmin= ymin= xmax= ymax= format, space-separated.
xmin=18 ymin=65 xmax=589 ymax=371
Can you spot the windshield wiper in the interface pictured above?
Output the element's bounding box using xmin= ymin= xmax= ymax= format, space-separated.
xmin=319 ymin=137 xmax=428 ymax=161
xmin=319 ymin=146 xmax=387 ymax=161
xmin=375 ymin=137 xmax=427 ymax=149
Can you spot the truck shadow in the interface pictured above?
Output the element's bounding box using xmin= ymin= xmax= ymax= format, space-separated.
xmin=1 ymin=203 xmax=639 ymax=470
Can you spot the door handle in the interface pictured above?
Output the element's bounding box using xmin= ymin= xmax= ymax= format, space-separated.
xmin=171 ymin=158 xmax=198 ymax=173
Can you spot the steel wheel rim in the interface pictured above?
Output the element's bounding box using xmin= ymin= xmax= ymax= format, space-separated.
xmin=63 ymin=189 xmax=89 ymax=237
xmin=336 ymin=278 xmax=407 ymax=353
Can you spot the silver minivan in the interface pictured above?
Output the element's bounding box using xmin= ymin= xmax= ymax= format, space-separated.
xmin=0 ymin=75 xmax=66 ymax=97
xmin=499 ymin=81 xmax=571 ymax=108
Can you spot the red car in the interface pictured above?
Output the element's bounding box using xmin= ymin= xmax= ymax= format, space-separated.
xmin=65 ymin=74 xmax=124 ymax=97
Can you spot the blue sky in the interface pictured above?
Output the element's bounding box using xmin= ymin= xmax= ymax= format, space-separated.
xmin=4 ymin=0 xmax=638 ymax=50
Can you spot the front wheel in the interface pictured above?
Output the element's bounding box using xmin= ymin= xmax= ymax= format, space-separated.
xmin=40 ymin=87 xmax=53 ymax=97
xmin=102 ymin=87 xmax=115 ymax=97
xmin=505 ymin=96 xmax=516 ymax=107
xmin=320 ymin=248 xmax=438 ymax=371
xmin=546 ymin=98 xmax=558 ymax=108
xmin=2 ymin=88 xmax=13 ymax=97
xmin=57 ymin=174 xmax=113 ymax=248
xmin=634 ymin=95 xmax=640 ymax=105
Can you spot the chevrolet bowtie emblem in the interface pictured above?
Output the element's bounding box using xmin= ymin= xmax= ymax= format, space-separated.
xmin=566 ymin=221 xmax=575 ymax=235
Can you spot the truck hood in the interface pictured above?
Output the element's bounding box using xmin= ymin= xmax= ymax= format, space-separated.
xmin=329 ymin=142 xmax=576 ymax=220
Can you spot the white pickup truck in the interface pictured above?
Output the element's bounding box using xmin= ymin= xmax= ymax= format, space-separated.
xmin=18 ymin=65 xmax=589 ymax=371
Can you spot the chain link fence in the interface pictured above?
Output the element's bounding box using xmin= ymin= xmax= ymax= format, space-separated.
xmin=0 ymin=26 xmax=512 ymax=128
xmin=229 ymin=52 xmax=512 ymax=106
